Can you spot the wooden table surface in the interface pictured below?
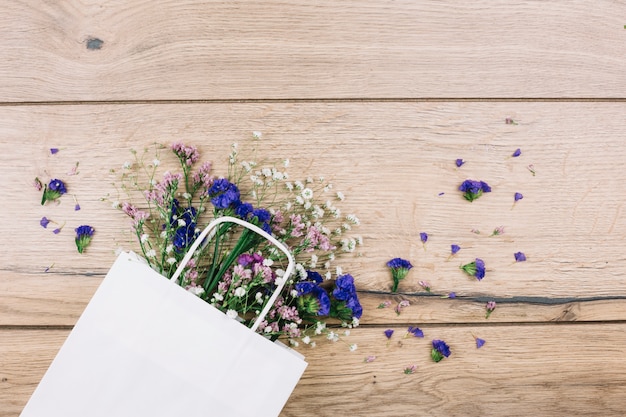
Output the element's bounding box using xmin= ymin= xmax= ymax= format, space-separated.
xmin=2 ymin=1 xmax=626 ymax=416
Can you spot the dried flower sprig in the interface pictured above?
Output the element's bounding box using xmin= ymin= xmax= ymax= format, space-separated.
xmin=386 ymin=257 xmax=413 ymax=293
xmin=41 ymin=178 xmax=67 ymax=205
xmin=485 ymin=301 xmax=497 ymax=319
xmin=459 ymin=179 xmax=491 ymax=202
xmin=75 ymin=225 xmax=95 ymax=253
xmin=431 ymin=339 xmax=451 ymax=362
xmin=461 ymin=258 xmax=486 ymax=280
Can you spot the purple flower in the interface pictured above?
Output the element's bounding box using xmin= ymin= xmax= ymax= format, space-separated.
xmin=431 ymin=339 xmax=451 ymax=362
xmin=75 ymin=225 xmax=95 ymax=253
xmin=406 ymin=326 xmax=424 ymax=338
xmin=53 ymin=227 xmax=62 ymax=234
xmin=386 ymin=258 xmax=413 ymax=293
xmin=514 ymin=192 xmax=523 ymax=202
xmin=41 ymin=178 xmax=67 ymax=205
xmin=384 ymin=329 xmax=394 ymax=339
xmin=461 ymin=258 xmax=486 ymax=280
xmin=512 ymin=148 xmax=522 ymax=157
xmin=447 ymin=292 xmax=457 ymax=299
xmin=295 ymin=281 xmax=331 ymax=316
xmin=514 ymin=252 xmax=527 ymax=262
xmin=420 ymin=232 xmax=428 ymax=244
xmin=475 ymin=337 xmax=486 ymax=348
xmin=50 ymin=148 xmax=59 ymax=155
xmin=455 ymin=158 xmax=465 ymax=167
xmin=40 ymin=217 xmax=50 ymax=228
xmin=333 ymin=274 xmax=362 ymax=319
xmin=208 ymin=178 xmax=241 ymax=210
xmin=451 ymin=244 xmax=461 ymax=255
xmin=459 ymin=179 xmax=491 ymax=202
xmin=74 ymin=204 xmax=81 ymax=211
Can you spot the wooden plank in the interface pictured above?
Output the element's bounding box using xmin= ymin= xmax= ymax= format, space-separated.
xmin=1 ymin=1 xmax=625 ymax=101
xmin=3 ymin=324 xmax=626 ymax=416
xmin=2 ymin=102 xmax=626 ymax=304
xmin=4 ymin=271 xmax=626 ymax=326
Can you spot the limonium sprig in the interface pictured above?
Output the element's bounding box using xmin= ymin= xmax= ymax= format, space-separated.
xmin=485 ymin=301 xmax=497 ymax=319
xmin=41 ymin=178 xmax=67 ymax=205
xmin=75 ymin=225 xmax=95 ymax=253
xmin=461 ymin=258 xmax=486 ymax=280
xmin=459 ymin=179 xmax=491 ymax=202
xmin=386 ymin=257 xmax=413 ymax=293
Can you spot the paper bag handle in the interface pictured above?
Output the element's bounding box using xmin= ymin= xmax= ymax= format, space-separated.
xmin=170 ymin=216 xmax=295 ymax=332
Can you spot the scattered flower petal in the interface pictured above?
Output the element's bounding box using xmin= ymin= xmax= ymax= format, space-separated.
xmin=395 ymin=300 xmax=410 ymax=316
xmin=67 ymin=162 xmax=79 ymax=176
xmin=44 ymin=263 xmax=54 ymax=273
xmin=514 ymin=252 xmax=527 ymax=262
xmin=406 ymin=326 xmax=424 ymax=338
xmin=527 ymin=164 xmax=536 ymax=176
xmin=505 ymin=117 xmax=518 ymax=125
xmin=418 ymin=280 xmax=431 ymax=292
xmin=475 ymin=337 xmax=486 ymax=348
xmin=364 ymin=355 xmax=377 ymax=363
xmin=438 ymin=192 xmax=445 ymax=196
xmin=40 ymin=217 xmax=50 ymax=228
xmin=384 ymin=329 xmax=394 ymax=339
xmin=471 ymin=228 xmax=481 ymax=234
xmin=514 ymin=192 xmax=524 ymax=202
xmin=377 ymin=301 xmax=392 ymax=309
xmin=455 ymin=158 xmax=465 ymax=167
xmin=420 ymin=232 xmax=428 ymax=244
xmin=50 ymin=148 xmax=59 ymax=155
xmin=490 ymin=226 xmax=505 ymax=236
xmin=403 ymin=365 xmax=417 ymax=374
xmin=451 ymin=244 xmax=461 ymax=255
xmin=442 ymin=292 xmax=457 ymax=299
xmin=485 ymin=301 xmax=497 ymax=319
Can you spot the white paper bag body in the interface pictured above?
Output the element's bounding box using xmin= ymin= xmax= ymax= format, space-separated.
xmin=21 ymin=219 xmax=307 ymax=417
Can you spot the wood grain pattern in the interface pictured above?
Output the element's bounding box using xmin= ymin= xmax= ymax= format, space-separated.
xmin=3 ymin=325 xmax=626 ymax=417
xmin=1 ymin=0 xmax=625 ymax=101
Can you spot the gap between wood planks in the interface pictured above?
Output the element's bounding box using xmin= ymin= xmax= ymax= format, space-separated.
xmin=1 ymin=98 xmax=626 ymax=106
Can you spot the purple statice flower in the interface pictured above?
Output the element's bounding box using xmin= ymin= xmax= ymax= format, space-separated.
xmin=75 ymin=225 xmax=95 ymax=254
xmin=455 ymin=158 xmax=465 ymax=168
xmin=386 ymin=257 xmax=413 ymax=293
xmin=40 ymin=217 xmax=51 ymax=228
xmin=431 ymin=339 xmax=451 ymax=362
xmin=514 ymin=252 xmax=527 ymax=262
xmin=384 ymin=329 xmax=394 ymax=339
xmin=295 ymin=281 xmax=330 ymax=316
xmin=171 ymin=142 xmax=200 ymax=166
xmin=418 ymin=280 xmax=431 ymax=293
xmin=451 ymin=244 xmax=461 ymax=255
xmin=485 ymin=301 xmax=497 ymax=319
xmin=420 ymin=232 xmax=428 ymax=249
xmin=512 ymin=148 xmax=522 ymax=157
xmin=514 ymin=192 xmax=524 ymax=202
xmin=461 ymin=258 xmax=486 ymax=280
xmin=403 ymin=365 xmax=417 ymax=374
xmin=475 ymin=337 xmax=486 ymax=348
xmin=459 ymin=179 xmax=491 ymax=202
xmin=74 ymin=204 xmax=81 ymax=211
xmin=41 ymin=178 xmax=67 ymax=205
xmin=333 ymin=274 xmax=363 ymax=319
xmin=50 ymin=148 xmax=59 ymax=154
xmin=406 ymin=326 xmax=424 ymax=338
xmin=208 ymin=178 xmax=241 ymax=210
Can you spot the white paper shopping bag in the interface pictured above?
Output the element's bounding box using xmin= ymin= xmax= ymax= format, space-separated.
xmin=20 ymin=216 xmax=307 ymax=417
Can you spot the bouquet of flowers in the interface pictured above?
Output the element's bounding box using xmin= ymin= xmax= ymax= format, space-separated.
xmin=112 ymin=135 xmax=363 ymax=347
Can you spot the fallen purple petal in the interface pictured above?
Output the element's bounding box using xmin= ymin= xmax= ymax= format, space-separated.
xmin=512 ymin=148 xmax=522 ymax=157
xmin=40 ymin=217 xmax=50 ymax=228
xmin=50 ymin=148 xmax=59 ymax=155
xmin=475 ymin=337 xmax=486 ymax=348
xmin=514 ymin=252 xmax=527 ymax=262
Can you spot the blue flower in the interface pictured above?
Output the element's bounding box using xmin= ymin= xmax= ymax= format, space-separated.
xmin=332 ymin=274 xmax=363 ymax=319
xmin=458 ymin=179 xmax=491 ymax=202
xmin=208 ymin=178 xmax=241 ymax=209
xmin=420 ymin=232 xmax=428 ymax=245
xmin=40 ymin=217 xmax=50 ymax=228
xmin=461 ymin=258 xmax=486 ymax=280
xmin=306 ymin=270 xmax=324 ymax=283
xmin=406 ymin=326 xmax=424 ymax=338
xmin=512 ymin=148 xmax=522 ymax=157
xmin=384 ymin=329 xmax=394 ymax=339
xmin=41 ymin=178 xmax=67 ymax=205
xmin=234 ymin=202 xmax=253 ymax=219
xmin=451 ymin=244 xmax=461 ymax=255
xmin=386 ymin=258 xmax=413 ymax=293
xmin=475 ymin=337 xmax=486 ymax=348
xmin=50 ymin=148 xmax=59 ymax=155
xmin=431 ymin=339 xmax=451 ymax=362
xmin=514 ymin=192 xmax=524 ymax=202
xmin=514 ymin=252 xmax=527 ymax=262
xmin=295 ymin=281 xmax=330 ymax=316
xmin=169 ymin=200 xmax=198 ymax=251
xmin=455 ymin=158 xmax=465 ymax=167
xmin=75 ymin=225 xmax=95 ymax=254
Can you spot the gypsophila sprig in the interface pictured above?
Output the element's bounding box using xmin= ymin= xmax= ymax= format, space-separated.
xmin=112 ymin=137 xmax=363 ymax=346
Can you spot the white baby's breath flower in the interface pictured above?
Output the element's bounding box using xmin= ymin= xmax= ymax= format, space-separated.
xmin=302 ymin=335 xmax=311 ymax=345
xmin=294 ymin=180 xmax=304 ymax=190
xmin=166 ymin=244 xmax=173 ymax=254
xmin=310 ymin=341 xmax=316 ymax=348
xmin=152 ymin=158 xmax=160 ymax=167
xmin=336 ymin=191 xmax=345 ymax=201
xmin=283 ymin=158 xmax=290 ymax=168
xmin=284 ymin=201 xmax=292 ymax=211
xmin=289 ymin=340 xmax=299 ymax=347
xmin=327 ymin=331 xmax=339 ymax=342
xmin=213 ymin=293 xmax=224 ymax=302
xmin=325 ymin=271 xmax=332 ymax=280
xmin=346 ymin=214 xmax=360 ymax=225
xmin=344 ymin=330 xmax=351 ymax=336
xmin=301 ymin=188 xmax=313 ymax=200
xmin=226 ymin=309 xmax=238 ymax=319
xmin=187 ymin=286 xmax=205 ymax=297
xmin=304 ymin=201 xmax=312 ymax=210
xmin=234 ymin=287 xmax=246 ymax=297
xmin=309 ymin=254 xmax=318 ymax=268
xmin=262 ymin=258 xmax=274 ymax=267
xmin=285 ymin=182 xmax=293 ymax=191
xmin=255 ymin=292 xmax=264 ymax=302
xmin=315 ymin=321 xmax=326 ymax=335
xmin=264 ymin=326 xmax=273 ymax=334
xmin=295 ymin=195 xmax=304 ymax=205
xmin=261 ymin=168 xmax=272 ymax=177
xmin=111 ymin=200 xmax=120 ymax=209
xmin=290 ymin=289 xmax=299 ymax=298
xmin=349 ymin=344 xmax=358 ymax=352
xmin=241 ymin=161 xmax=251 ymax=172
xmin=182 ymin=192 xmax=191 ymax=200
xmin=166 ymin=257 xmax=177 ymax=265
xmin=252 ymin=131 xmax=262 ymax=139
xmin=352 ymin=317 xmax=360 ymax=327
xmin=336 ymin=266 xmax=343 ymax=276
xmin=140 ymin=233 xmax=149 ymax=243
xmin=160 ymin=230 xmax=167 ymax=238
xmin=145 ymin=249 xmax=156 ymax=258
xmin=177 ymin=219 xmax=186 ymax=227
xmin=306 ymin=177 xmax=314 ymax=184
xmin=123 ymin=161 xmax=131 ymax=169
